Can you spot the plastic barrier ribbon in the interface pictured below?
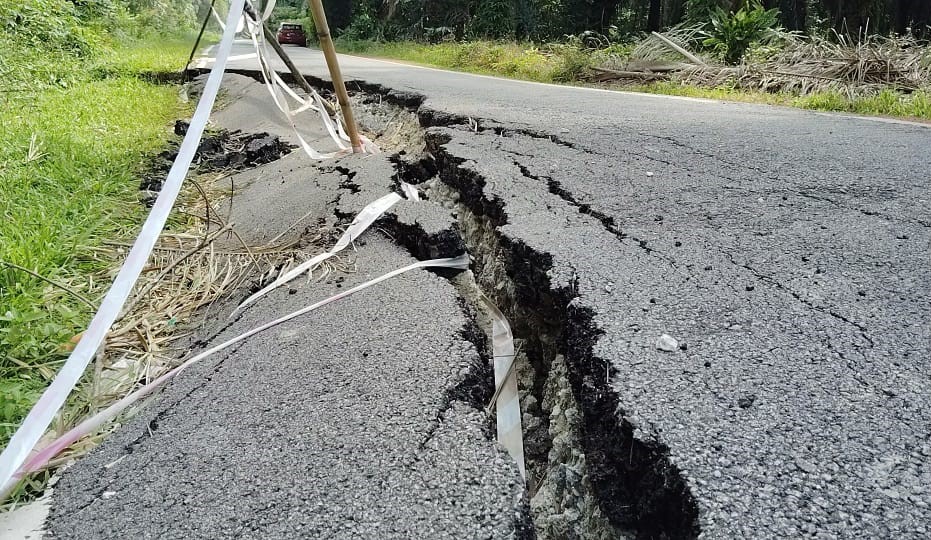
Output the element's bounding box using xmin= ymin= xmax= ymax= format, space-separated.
xmin=232 ymin=192 xmax=404 ymax=317
xmin=400 ymin=182 xmax=421 ymax=201
xmin=482 ymin=297 xmax=526 ymax=479
xmin=6 ymin=255 xmax=469 ymax=490
xmin=244 ymin=13 xmax=350 ymax=158
xmin=242 ymin=4 xmax=379 ymax=158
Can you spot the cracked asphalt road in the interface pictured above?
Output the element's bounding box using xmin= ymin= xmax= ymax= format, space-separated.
xmin=48 ymin=236 xmax=529 ymax=539
xmin=41 ymin=46 xmax=931 ymax=539
xmin=221 ymin=45 xmax=931 ymax=537
xmin=44 ymin=75 xmax=531 ymax=539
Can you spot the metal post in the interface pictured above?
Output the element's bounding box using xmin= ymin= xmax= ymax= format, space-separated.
xmin=308 ymin=0 xmax=363 ymax=152
xmin=185 ymin=0 xmax=220 ymax=76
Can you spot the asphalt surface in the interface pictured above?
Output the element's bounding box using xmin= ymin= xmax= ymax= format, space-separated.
xmin=40 ymin=45 xmax=931 ymax=539
xmin=215 ymin=44 xmax=931 ymax=538
xmin=44 ymin=75 xmax=530 ymax=539
xmin=48 ymin=237 xmax=529 ymax=539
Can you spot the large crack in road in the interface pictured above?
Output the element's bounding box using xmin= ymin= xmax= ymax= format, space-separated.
xmin=40 ymin=65 xmax=931 ymax=539
xmin=359 ymin=77 xmax=930 ymax=537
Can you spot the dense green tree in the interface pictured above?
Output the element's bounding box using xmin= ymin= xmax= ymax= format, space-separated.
xmin=470 ymin=0 xmax=517 ymax=38
xmin=309 ymin=0 xmax=931 ymax=42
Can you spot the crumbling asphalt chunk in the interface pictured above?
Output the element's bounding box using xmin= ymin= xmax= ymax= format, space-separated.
xmin=388 ymin=200 xmax=466 ymax=260
xmin=327 ymin=155 xmax=466 ymax=261
xmin=140 ymin=126 xmax=294 ymax=202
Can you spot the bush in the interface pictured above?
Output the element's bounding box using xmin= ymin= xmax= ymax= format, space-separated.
xmin=684 ymin=0 xmax=725 ymax=27
xmin=269 ymin=6 xmax=305 ymax=29
xmin=470 ymin=0 xmax=516 ymax=39
xmin=0 ymin=0 xmax=100 ymax=55
xmin=551 ymin=42 xmax=594 ymax=82
xmin=340 ymin=0 xmax=379 ymax=41
xmin=702 ymin=1 xmax=780 ymax=64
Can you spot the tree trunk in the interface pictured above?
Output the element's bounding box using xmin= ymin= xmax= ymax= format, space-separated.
xmin=648 ymin=0 xmax=662 ymax=31
xmin=778 ymin=0 xmax=806 ymax=31
xmin=662 ymin=0 xmax=684 ymax=27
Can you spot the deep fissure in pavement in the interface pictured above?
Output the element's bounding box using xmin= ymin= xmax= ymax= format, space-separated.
xmin=355 ymin=81 xmax=701 ymax=535
xmin=189 ymin=67 xmax=703 ymax=538
xmin=421 ymin=134 xmax=700 ymax=539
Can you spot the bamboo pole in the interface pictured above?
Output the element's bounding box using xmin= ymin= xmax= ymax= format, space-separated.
xmin=308 ymin=0 xmax=363 ymax=152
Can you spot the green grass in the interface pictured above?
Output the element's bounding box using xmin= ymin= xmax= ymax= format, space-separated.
xmin=337 ymin=39 xmax=611 ymax=83
xmin=337 ymin=40 xmax=931 ymax=121
xmin=0 ymin=37 xmax=193 ymax=449
xmin=636 ymin=82 xmax=931 ymax=120
xmin=92 ymin=38 xmax=198 ymax=78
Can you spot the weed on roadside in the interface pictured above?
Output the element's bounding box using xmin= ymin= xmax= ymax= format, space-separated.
xmin=0 ymin=11 xmax=200 ymax=456
xmin=0 ymin=76 xmax=187 ymax=446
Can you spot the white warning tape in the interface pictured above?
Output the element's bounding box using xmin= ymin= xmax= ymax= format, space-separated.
xmin=242 ymin=1 xmax=379 ymax=158
xmin=244 ymin=17 xmax=348 ymax=159
xmin=232 ymin=192 xmax=404 ymax=317
xmin=200 ymin=53 xmax=257 ymax=64
xmin=258 ymin=0 xmax=277 ymax=22
xmin=204 ymin=1 xmax=377 ymax=158
xmin=6 ymin=254 xmax=468 ymax=490
xmin=400 ymin=182 xmax=421 ymax=201
xmin=482 ymin=297 xmax=526 ymax=479
xmin=211 ymin=5 xmax=224 ymax=29
xmin=211 ymin=4 xmax=245 ymax=33
xmin=0 ymin=0 xmax=249 ymax=499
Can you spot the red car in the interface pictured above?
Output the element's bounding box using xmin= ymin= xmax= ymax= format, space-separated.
xmin=277 ymin=23 xmax=307 ymax=46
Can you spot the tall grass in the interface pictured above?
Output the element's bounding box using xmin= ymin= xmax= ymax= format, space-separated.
xmin=336 ymin=39 xmax=625 ymax=83
xmin=0 ymin=37 xmax=192 ymax=448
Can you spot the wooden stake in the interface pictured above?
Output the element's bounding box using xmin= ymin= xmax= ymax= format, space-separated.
xmin=308 ymin=0 xmax=363 ymax=152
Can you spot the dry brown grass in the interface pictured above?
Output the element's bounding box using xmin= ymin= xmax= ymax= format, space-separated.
xmin=593 ymin=29 xmax=931 ymax=101
xmin=18 ymin=167 xmax=354 ymax=488
xmin=679 ymin=33 xmax=931 ymax=97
